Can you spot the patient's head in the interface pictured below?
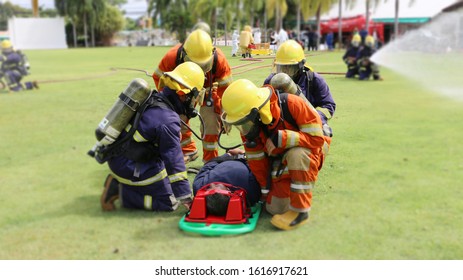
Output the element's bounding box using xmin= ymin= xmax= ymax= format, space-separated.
xmin=205 ymin=183 xmax=230 ymax=216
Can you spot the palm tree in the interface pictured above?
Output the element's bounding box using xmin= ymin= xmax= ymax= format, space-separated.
xmin=86 ymin=0 xmax=106 ymax=47
xmin=266 ymin=0 xmax=288 ymax=31
xmin=393 ymin=0 xmax=416 ymax=40
xmin=244 ymin=0 xmax=265 ymax=28
xmin=148 ymin=0 xmax=170 ymax=28
xmin=365 ymin=0 xmax=383 ymax=31
xmin=337 ymin=0 xmax=357 ymax=48
xmin=55 ymin=0 xmax=79 ymax=47
xmin=300 ymin=0 xmax=337 ymax=49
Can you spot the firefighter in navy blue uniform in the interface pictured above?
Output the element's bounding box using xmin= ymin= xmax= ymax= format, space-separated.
xmin=101 ymin=62 xmax=205 ymax=212
xmin=357 ymin=35 xmax=382 ymax=81
xmin=263 ymin=40 xmax=335 ymax=152
xmin=0 ymin=40 xmax=37 ymax=92
xmin=342 ymin=34 xmax=361 ymax=78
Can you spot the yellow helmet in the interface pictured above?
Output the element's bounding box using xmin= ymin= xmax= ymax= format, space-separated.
xmin=221 ymin=79 xmax=272 ymax=125
xmin=274 ymin=40 xmax=306 ymax=79
xmin=351 ymin=34 xmax=361 ymax=47
xmin=183 ymin=29 xmax=214 ymax=72
xmin=275 ymin=40 xmax=305 ymax=65
xmin=1 ymin=40 xmax=12 ymax=49
xmin=163 ymin=61 xmax=205 ymax=95
xmin=365 ymin=35 xmax=375 ymax=47
xmin=244 ymin=25 xmax=252 ymax=32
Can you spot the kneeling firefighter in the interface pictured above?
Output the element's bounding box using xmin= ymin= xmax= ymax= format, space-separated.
xmin=220 ymin=79 xmax=327 ymax=230
xmin=94 ymin=62 xmax=205 ymax=212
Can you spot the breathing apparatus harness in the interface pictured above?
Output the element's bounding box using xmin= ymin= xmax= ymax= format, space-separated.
xmin=92 ymin=88 xmax=205 ymax=164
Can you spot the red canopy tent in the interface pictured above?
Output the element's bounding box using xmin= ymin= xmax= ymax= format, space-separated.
xmin=320 ymin=15 xmax=384 ymax=42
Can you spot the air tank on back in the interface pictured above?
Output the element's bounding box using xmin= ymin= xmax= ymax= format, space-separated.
xmin=270 ymin=72 xmax=311 ymax=107
xmin=88 ymin=78 xmax=151 ymax=157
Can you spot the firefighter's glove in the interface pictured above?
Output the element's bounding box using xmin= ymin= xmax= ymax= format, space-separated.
xmin=265 ymin=138 xmax=277 ymax=156
xmin=322 ymin=123 xmax=333 ymax=137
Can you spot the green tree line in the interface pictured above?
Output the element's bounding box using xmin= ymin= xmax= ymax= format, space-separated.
xmin=2 ymin=0 xmax=412 ymax=48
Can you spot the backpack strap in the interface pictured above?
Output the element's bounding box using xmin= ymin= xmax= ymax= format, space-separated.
xmin=305 ymin=69 xmax=315 ymax=97
xmin=278 ymin=92 xmax=298 ymax=129
xmin=175 ymin=45 xmax=185 ymax=66
xmin=211 ymin=49 xmax=218 ymax=75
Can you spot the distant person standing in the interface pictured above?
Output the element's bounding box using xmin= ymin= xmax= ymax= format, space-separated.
xmin=326 ymin=32 xmax=334 ymax=51
xmin=270 ymin=31 xmax=278 ymax=52
xmin=307 ymin=28 xmax=317 ymax=51
xmin=231 ymin=30 xmax=239 ymax=57
xmin=254 ymin=28 xmax=262 ymax=45
xmin=277 ymin=27 xmax=288 ymax=47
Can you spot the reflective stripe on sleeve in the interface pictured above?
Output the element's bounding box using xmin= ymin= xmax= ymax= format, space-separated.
xmin=300 ymin=124 xmax=323 ymax=137
xmin=168 ymin=171 xmax=188 ymax=183
xmin=133 ymin=130 xmax=148 ymax=142
xmin=245 ymin=151 xmax=266 ymax=160
xmin=285 ymin=130 xmax=300 ymax=149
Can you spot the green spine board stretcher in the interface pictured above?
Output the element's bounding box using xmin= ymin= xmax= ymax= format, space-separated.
xmin=179 ymin=203 xmax=262 ymax=236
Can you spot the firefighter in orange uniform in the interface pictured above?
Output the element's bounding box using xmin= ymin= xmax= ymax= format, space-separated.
xmin=221 ymin=79 xmax=326 ymax=230
xmin=152 ymin=29 xmax=233 ymax=163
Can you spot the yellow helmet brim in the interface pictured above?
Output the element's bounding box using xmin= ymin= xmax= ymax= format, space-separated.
xmin=223 ymin=87 xmax=271 ymax=124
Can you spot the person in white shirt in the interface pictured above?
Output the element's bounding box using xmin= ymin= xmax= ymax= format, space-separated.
xmin=231 ymin=30 xmax=239 ymax=57
xmin=277 ymin=27 xmax=288 ymax=47
xmin=254 ymin=28 xmax=262 ymax=45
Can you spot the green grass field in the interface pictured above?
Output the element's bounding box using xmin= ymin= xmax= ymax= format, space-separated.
xmin=1 ymin=46 xmax=462 ymax=260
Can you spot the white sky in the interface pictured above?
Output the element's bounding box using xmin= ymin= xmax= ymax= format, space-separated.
xmin=5 ymin=0 xmax=148 ymax=19
xmin=323 ymin=0 xmax=459 ymax=19
xmin=6 ymin=0 xmax=460 ymax=20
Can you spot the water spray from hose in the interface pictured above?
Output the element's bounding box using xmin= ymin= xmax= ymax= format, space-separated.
xmin=370 ymin=9 xmax=463 ymax=101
